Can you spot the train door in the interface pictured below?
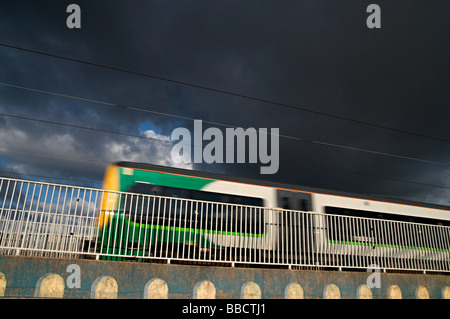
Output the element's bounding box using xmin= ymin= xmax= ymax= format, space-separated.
xmin=276 ymin=190 xmax=314 ymax=264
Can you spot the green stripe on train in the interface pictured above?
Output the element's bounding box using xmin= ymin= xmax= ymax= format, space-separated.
xmin=118 ymin=168 xmax=215 ymax=193
xmin=98 ymin=215 xmax=263 ymax=258
xmin=127 ymin=218 xmax=263 ymax=238
xmin=329 ymin=239 xmax=450 ymax=252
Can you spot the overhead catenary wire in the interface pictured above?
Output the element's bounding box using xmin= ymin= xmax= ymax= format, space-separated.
xmin=0 ymin=82 xmax=448 ymax=168
xmin=0 ymin=44 xmax=449 ymax=195
xmin=1 ymin=113 xmax=448 ymax=191
xmin=1 ymin=42 xmax=449 ymax=144
xmin=1 ymin=108 xmax=449 ymax=190
xmin=1 ymin=147 xmax=449 ymax=191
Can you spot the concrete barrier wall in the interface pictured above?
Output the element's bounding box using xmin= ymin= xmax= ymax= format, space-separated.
xmin=1 ymin=255 xmax=450 ymax=299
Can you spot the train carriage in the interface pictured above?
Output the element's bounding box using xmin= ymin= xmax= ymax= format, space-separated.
xmin=97 ymin=161 xmax=450 ymax=271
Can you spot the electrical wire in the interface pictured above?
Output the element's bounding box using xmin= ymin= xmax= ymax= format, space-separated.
xmin=0 ymin=44 xmax=448 ymax=193
xmin=0 ymin=82 xmax=447 ymax=167
xmin=1 ymin=42 xmax=449 ymax=143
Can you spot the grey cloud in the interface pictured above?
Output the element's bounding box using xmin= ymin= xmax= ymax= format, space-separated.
xmin=0 ymin=1 xmax=448 ymax=205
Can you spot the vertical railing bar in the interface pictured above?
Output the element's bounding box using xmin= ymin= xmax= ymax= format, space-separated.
xmin=115 ymin=192 xmax=125 ymax=258
xmin=339 ymin=215 xmax=343 ymax=268
xmin=252 ymin=206 xmax=256 ymax=264
xmin=186 ymin=199 xmax=193 ymax=260
xmin=388 ymin=221 xmax=396 ymax=269
xmin=16 ymin=181 xmax=29 ymax=254
xmin=224 ymin=203 xmax=229 ymax=263
xmin=435 ymin=224 xmax=444 ymax=272
xmin=430 ymin=224 xmax=439 ymax=271
xmin=423 ymin=224 xmax=431 ymax=271
xmin=48 ymin=185 xmax=60 ymax=256
xmin=10 ymin=181 xmax=21 ymax=254
xmin=349 ymin=216 xmax=355 ymax=268
xmin=399 ymin=221 xmax=407 ymax=270
xmin=0 ymin=180 xmax=12 ymax=249
xmin=68 ymin=188 xmax=80 ymax=253
xmin=351 ymin=216 xmax=357 ymax=269
xmin=389 ymin=220 xmax=397 ymax=269
xmin=218 ymin=203 xmax=223 ymax=262
xmin=85 ymin=189 xmax=95 ymax=255
xmin=50 ymin=185 xmax=62 ymax=256
xmin=275 ymin=210 xmax=279 ymax=265
xmin=192 ymin=201 xmax=198 ymax=261
xmin=357 ymin=216 xmax=363 ymax=269
xmin=409 ymin=223 xmax=418 ymax=269
xmin=199 ymin=201 xmax=204 ymax=261
xmin=76 ymin=188 xmax=87 ymax=255
xmin=58 ymin=187 xmax=72 ymax=256
xmin=306 ymin=212 xmax=310 ymax=267
xmin=288 ymin=210 xmax=293 ymax=267
xmin=344 ymin=216 xmax=350 ymax=269
xmin=160 ymin=197 xmax=168 ymax=258
xmin=156 ymin=196 xmax=164 ymax=258
xmin=444 ymin=226 xmax=450 ymax=271
xmin=365 ymin=218 xmax=371 ymax=269
xmin=27 ymin=182 xmax=40 ymax=257
xmin=442 ymin=225 xmax=450 ymax=271
xmin=418 ymin=223 xmax=426 ymax=272
xmin=405 ymin=222 xmax=413 ymax=270
xmin=136 ymin=194 xmax=144 ymax=258
xmin=333 ymin=214 xmax=338 ymax=267
xmin=166 ymin=198 xmax=174 ymax=259
xmin=381 ymin=219 xmax=388 ymax=270
xmin=390 ymin=220 xmax=399 ymax=270
xmin=405 ymin=221 xmax=414 ymax=270
xmin=149 ymin=195 xmax=156 ymax=258
xmin=428 ymin=223 xmax=437 ymax=272
xmin=374 ymin=218 xmax=381 ymax=270
xmin=34 ymin=184 xmax=48 ymax=252
xmin=130 ymin=194 xmax=138 ymax=257
xmin=411 ymin=222 xmax=419 ymax=271
xmin=98 ymin=191 xmax=110 ymax=258
xmin=180 ymin=199 xmax=187 ymax=260
xmin=213 ymin=202 xmax=218 ymax=262
xmin=436 ymin=225 xmax=445 ymax=272
xmin=207 ymin=201 xmax=212 ymax=261
xmin=120 ymin=193 xmax=129 ymax=258
xmin=293 ymin=210 xmax=297 ymax=266
xmin=338 ymin=215 xmax=343 ymax=268
xmin=176 ymin=198 xmax=183 ymax=260
xmin=244 ymin=206 xmax=248 ymax=263
xmin=305 ymin=212 xmax=309 ymax=267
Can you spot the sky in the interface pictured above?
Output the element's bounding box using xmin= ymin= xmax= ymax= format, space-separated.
xmin=0 ymin=0 xmax=449 ymax=206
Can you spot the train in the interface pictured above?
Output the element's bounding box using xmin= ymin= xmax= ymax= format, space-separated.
xmin=97 ymin=161 xmax=450 ymax=270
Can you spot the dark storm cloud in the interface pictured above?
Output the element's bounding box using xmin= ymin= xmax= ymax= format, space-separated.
xmin=0 ymin=1 xmax=448 ymax=205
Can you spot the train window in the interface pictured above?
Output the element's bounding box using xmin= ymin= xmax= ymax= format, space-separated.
xmin=124 ymin=182 xmax=265 ymax=234
xmin=277 ymin=190 xmax=312 ymax=211
xmin=282 ymin=197 xmax=291 ymax=209
xmin=299 ymin=199 xmax=308 ymax=212
xmin=325 ymin=206 xmax=450 ymax=226
xmin=126 ymin=182 xmax=263 ymax=207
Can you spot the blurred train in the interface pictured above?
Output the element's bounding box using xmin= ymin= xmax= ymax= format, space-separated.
xmin=97 ymin=161 xmax=450 ymax=269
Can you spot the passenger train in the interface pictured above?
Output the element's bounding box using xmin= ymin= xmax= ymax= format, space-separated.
xmin=97 ymin=161 xmax=450 ymax=269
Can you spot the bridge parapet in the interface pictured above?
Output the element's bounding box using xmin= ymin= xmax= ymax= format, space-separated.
xmin=1 ymin=255 xmax=450 ymax=299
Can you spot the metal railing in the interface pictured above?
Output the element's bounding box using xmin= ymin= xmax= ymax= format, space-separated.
xmin=1 ymin=177 xmax=449 ymax=273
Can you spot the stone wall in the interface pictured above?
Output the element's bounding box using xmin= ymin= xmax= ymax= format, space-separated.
xmin=1 ymin=255 xmax=449 ymax=299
